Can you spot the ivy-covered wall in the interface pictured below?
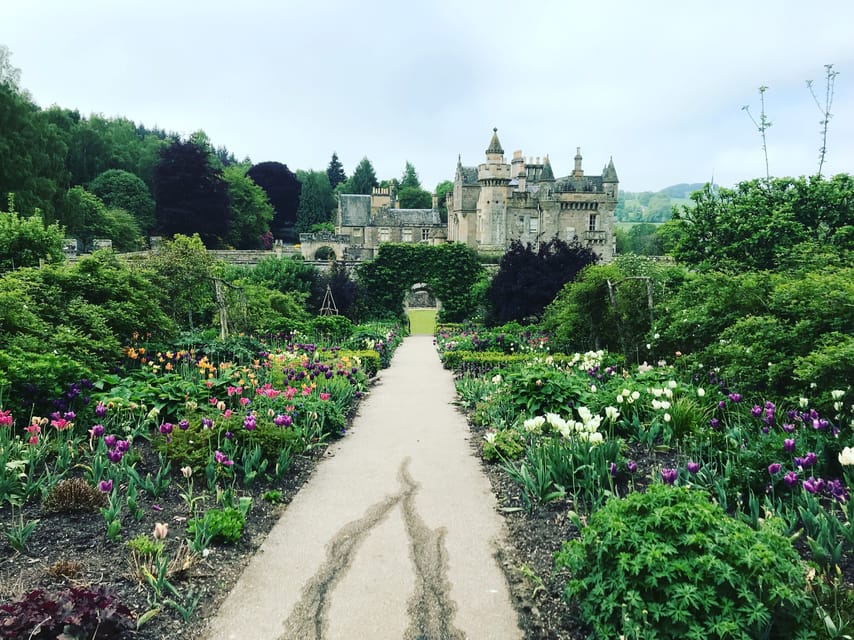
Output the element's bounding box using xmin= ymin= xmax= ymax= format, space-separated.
xmin=356 ymin=243 xmax=483 ymax=322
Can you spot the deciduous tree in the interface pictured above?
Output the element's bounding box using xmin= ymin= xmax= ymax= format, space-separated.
xmin=88 ymin=169 xmax=156 ymax=233
xmin=154 ymin=139 xmax=231 ymax=247
xmin=246 ymin=161 xmax=301 ymax=236
xmin=486 ymin=237 xmax=598 ymax=325
xmin=0 ymin=194 xmax=65 ymax=272
xmin=222 ymin=165 xmax=274 ymax=249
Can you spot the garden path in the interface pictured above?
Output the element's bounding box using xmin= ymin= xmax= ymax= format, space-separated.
xmin=203 ymin=335 xmax=522 ymax=640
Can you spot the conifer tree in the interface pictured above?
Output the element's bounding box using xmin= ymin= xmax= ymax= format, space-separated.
xmin=326 ymin=152 xmax=347 ymax=189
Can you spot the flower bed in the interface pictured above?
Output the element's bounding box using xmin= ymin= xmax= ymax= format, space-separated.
xmin=444 ymin=323 xmax=854 ymax=638
xmin=0 ymin=328 xmax=402 ymax=639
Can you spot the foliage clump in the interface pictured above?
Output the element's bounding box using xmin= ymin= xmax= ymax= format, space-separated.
xmin=188 ymin=507 xmax=245 ymax=544
xmin=555 ymin=484 xmax=812 ymax=639
xmin=0 ymin=586 xmax=135 ymax=639
xmin=42 ymin=478 xmax=107 ymax=514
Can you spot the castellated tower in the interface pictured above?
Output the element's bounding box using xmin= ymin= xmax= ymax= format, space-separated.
xmin=448 ymin=128 xmax=619 ymax=261
xmin=476 ymin=128 xmax=512 ymax=251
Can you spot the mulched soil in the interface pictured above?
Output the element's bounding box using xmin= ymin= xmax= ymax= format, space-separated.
xmin=0 ymin=442 xmax=326 ymax=639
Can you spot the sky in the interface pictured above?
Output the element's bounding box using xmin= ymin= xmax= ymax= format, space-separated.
xmin=2 ymin=0 xmax=853 ymax=193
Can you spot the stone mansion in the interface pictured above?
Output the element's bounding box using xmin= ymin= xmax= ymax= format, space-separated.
xmin=299 ymin=129 xmax=618 ymax=262
xmin=449 ymin=128 xmax=618 ymax=260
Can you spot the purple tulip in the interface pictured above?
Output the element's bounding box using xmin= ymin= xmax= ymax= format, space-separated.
xmin=95 ymin=402 xmax=107 ymax=418
xmin=661 ymin=468 xmax=678 ymax=485
xmin=104 ymin=434 xmax=117 ymax=448
xmin=214 ymin=450 xmax=234 ymax=466
xmin=244 ymin=414 xmax=257 ymax=431
xmin=784 ymin=439 xmax=795 ymax=453
xmin=107 ymin=449 xmax=123 ymax=463
xmin=90 ymin=424 xmax=105 ymax=438
xmin=159 ymin=422 xmax=173 ymax=435
xmin=803 ymin=477 xmax=822 ymax=494
xmin=116 ymin=439 xmax=130 ymax=453
xmin=783 ymin=471 xmax=798 ymax=487
xmin=709 ymin=418 xmax=720 ymax=429
xmin=687 ymin=462 xmax=700 ymax=474
xmin=178 ymin=419 xmax=190 ymax=431
xmin=768 ymin=463 xmax=782 ymax=475
xmin=98 ymin=479 xmax=113 ymax=492
xmin=751 ymin=405 xmax=763 ymax=418
xmin=610 ymin=462 xmax=618 ymax=477
xmin=627 ymin=460 xmax=638 ymax=473
xmin=274 ymin=413 xmax=292 ymax=427
xmin=201 ymin=417 xmax=213 ymax=429
xmin=728 ymin=393 xmax=742 ymax=403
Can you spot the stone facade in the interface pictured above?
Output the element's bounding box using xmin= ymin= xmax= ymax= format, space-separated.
xmin=325 ymin=188 xmax=447 ymax=261
xmin=448 ymin=129 xmax=618 ymax=261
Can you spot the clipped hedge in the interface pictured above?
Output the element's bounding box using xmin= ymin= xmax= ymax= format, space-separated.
xmin=440 ymin=350 xmax=578 ymax=376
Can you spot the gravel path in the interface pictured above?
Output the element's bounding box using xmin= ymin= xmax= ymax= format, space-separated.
xmin=203 ymin=335 xmax=522 ymax=640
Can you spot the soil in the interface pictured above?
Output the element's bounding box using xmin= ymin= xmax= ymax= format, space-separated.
xmin=2 ymin=409 xmax=852 ymax=640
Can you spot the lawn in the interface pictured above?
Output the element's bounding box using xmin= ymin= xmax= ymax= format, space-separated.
xmin=407 ymin=309 xmax=437 ymax=335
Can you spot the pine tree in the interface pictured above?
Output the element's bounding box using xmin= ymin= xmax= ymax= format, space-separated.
xmin=326 ymin=152 xmax=347 ymax=189
xmin=347 ymin=157 xmax=379 ymax=195
xmin=400 ymin=161 xmax=421 ymax=189
xmin=295 ymin=171 xmax=332 ymax=233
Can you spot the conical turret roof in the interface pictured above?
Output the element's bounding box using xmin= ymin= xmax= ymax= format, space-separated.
xmin=486 ymin=128 xmax=503 ymax=155
xmin=540 ymin=155 xmax=555 ymax=181
xmin=603 ymin=157 xmax=619 ymax=183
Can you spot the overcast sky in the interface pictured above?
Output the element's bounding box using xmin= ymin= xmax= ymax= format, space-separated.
xmin=2 ymin=0 xmax=853 ymax=192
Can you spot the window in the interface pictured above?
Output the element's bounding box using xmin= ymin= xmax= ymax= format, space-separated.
xmin=403 ymin=228 xmax=413 ymax=242
xmin=379 ymin=227 xmax=390 ymax=243
xmin=421 ymin=228 xmax=430 ymax=241
xmin=588 ymin=214 xmax=598 ymax=232
xmin=529 ymin=218 xmax=538 ymax=233
xmin=565 ymin=226 xmax=577 ymax=240
xmin=352 ymin=227 xmax=362 ymax=237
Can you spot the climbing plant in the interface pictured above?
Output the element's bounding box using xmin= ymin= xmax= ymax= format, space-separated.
xmin=355 ymin=243 xmax=483 ymax=322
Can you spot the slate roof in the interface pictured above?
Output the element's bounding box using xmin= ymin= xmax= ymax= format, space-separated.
xmin=486 ymin=128 xmax=503 ymax=154
xmin=459 ymin=166 xmax=479 ymax=185
xmin=339 ymin=194 xmax=371 ymax=226
xmin=374 ymin=208 xmax=442 ymax=226
xmin=554 ymin=175 xmax=606 ymax=193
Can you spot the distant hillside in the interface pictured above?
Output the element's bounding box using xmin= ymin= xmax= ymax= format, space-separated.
xmin=615 ymin=183 xmax=704 ymax=223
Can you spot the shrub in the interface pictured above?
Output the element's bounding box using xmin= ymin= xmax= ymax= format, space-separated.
xmin=555 ymin=484 xmax=813 ymax=639
xmin=42 ymin=478 xmax=107 ymax=514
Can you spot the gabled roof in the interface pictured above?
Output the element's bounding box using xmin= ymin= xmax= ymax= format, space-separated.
xmin=339 ymin=194 xmax=371 ymax=226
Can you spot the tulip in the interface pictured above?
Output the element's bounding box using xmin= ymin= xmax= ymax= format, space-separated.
xmin=152 ymin=522 xmax=169 ymax=539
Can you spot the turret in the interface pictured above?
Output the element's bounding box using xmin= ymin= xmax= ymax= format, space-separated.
xmin=602 ymin=157 xmax=618 ymax=183
xmin=602 ymin=157 xmax=619 ymax=198
xmin=572 ymin=147 xmax=584 ymax=177
xmin=540 ymin=155 xmax=555 ymax=182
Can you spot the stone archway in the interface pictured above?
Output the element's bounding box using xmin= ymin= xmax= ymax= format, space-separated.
xmin=405 ymin=283 xmax=440 ymax=335
xmin=405 ymin=282 xmax=439 ymax=310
